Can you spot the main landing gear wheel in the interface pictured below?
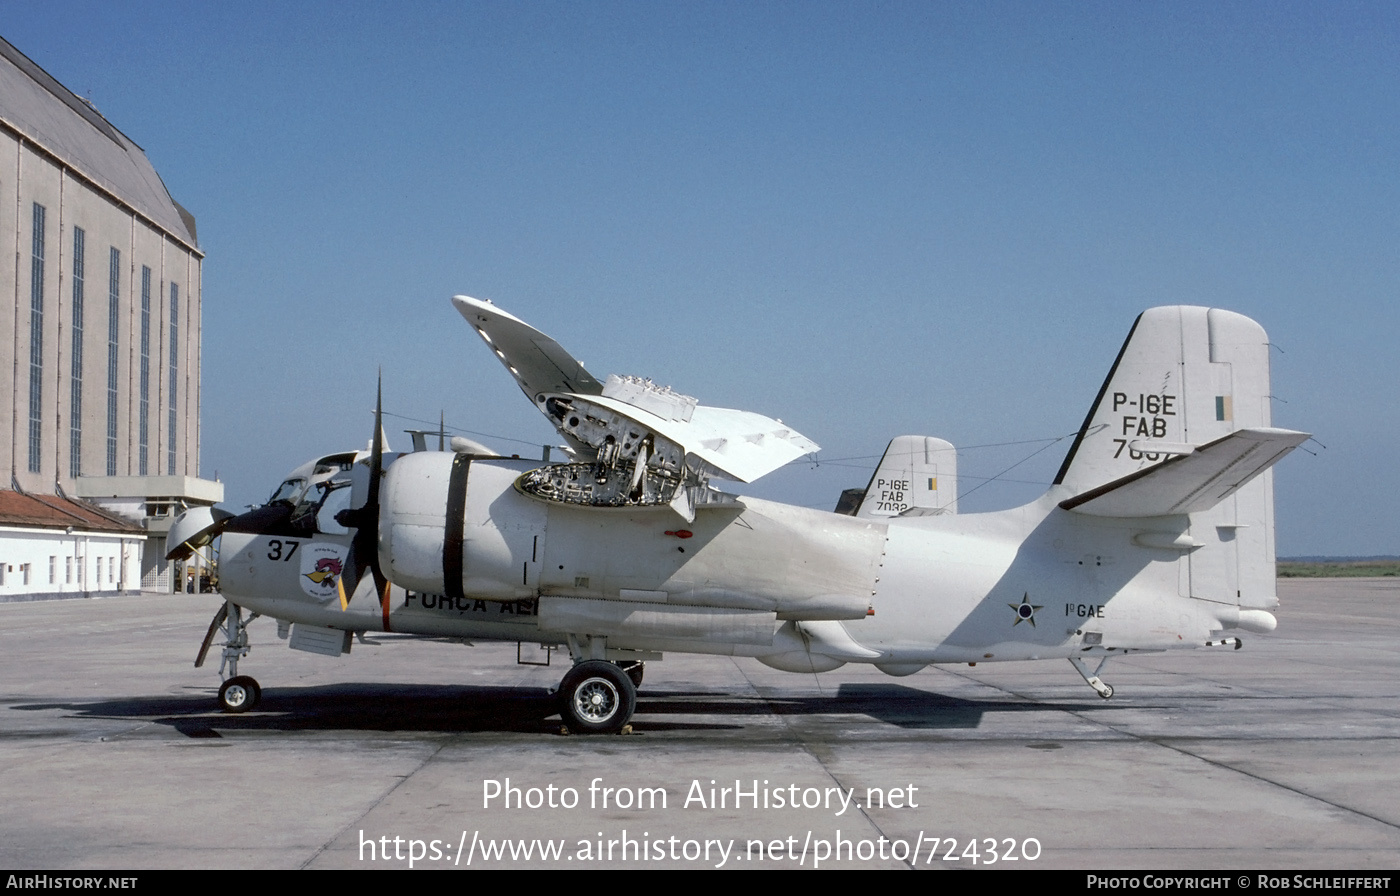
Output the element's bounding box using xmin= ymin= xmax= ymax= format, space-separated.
xmin=559 ymin=660 xmax=636 ymax=734
xmin=218 ymin=675 xmax=261 ymax=713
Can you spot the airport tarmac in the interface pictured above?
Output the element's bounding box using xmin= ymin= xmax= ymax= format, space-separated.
xmin=0 ymin=578 xmax=1396 ymax=870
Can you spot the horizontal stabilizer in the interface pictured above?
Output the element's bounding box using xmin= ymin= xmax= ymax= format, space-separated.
xmin=1060 ymin=427 xmax=1309 ymax=518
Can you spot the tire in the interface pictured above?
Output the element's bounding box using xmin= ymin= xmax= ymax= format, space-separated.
xmin=558 ymin=660 xmax=636 ymax=733
xmin=218 ymin=675 xmax=261 ymax=713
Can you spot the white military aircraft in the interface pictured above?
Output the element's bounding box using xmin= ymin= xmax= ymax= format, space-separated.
xmin=169 ymin=298 xmax=1306 ymax=733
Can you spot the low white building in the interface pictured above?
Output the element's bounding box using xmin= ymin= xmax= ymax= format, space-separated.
xmin=0 ymin=490 xmax=143 ymax=601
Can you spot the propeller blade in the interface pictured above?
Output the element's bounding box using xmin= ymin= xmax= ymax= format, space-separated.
xmin=341 ymin=373 xmax=388 ymax=609
xmin=366 ymin=375 xmax=389 ymax=598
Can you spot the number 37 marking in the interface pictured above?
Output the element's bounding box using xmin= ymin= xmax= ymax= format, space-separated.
xmin=268 ymin=539 xmax=300 ymax=561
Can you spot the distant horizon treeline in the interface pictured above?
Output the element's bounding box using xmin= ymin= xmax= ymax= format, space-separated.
xmin=1278 ymin=558 xmax=1400 ymax=577
xmin=1280 ymin=556 xmax=1400 ymax=563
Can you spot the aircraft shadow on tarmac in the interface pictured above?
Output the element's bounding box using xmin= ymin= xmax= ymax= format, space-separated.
xmin=10 ymin=682 xmax=1113 ymax=738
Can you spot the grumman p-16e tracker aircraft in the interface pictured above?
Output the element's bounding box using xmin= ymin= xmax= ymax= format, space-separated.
xmin=169 ymin=297 xmax=1306 ymax=733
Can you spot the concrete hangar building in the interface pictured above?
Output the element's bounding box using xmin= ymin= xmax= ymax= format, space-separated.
xmin=0 ymin=36 xmax=221 ymax=600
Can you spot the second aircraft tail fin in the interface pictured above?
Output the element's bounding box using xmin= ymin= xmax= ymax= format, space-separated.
xmin=855 ymin=435 xmax=958 ymax=518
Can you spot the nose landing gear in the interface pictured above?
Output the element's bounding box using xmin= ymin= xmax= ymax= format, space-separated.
xmin=197 ymin=601 xmax=263 ymax=712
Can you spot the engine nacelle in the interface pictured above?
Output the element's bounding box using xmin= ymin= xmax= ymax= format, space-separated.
xmin=380 ymin=452 xmax=885 ymax=627
xmin=378 ymin=453 xmax=545 ymax=601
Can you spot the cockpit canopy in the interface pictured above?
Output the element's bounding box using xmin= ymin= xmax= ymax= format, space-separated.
xmin=265 ymin=451 xmax=358 ymax=507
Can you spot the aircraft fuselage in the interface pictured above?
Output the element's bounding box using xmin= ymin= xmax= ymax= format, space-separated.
xmin=216 ymin=455 xmax=1236 ymax=674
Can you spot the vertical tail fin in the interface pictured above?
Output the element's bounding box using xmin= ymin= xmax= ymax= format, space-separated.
xmin=855 ymin=435 xmax=958 ymax=517
xmin=1054 ymin=306 xmax=1289 ymax=614
xmin=1054 ymin=306 xmax=1274 ymax=494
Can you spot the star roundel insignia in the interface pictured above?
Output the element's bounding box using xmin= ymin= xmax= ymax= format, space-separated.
xmin=1009 ymin=592 xmax=1043 ymax=627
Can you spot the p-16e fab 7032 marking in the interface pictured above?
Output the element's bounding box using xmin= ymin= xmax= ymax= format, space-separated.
xmin=872 ymin=477 xmax=912 ymax=513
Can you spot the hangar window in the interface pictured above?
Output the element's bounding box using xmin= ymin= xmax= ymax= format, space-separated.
xmin=168 ymin=282 xmax=178 ymax=475
xmin=71 ymin=226 xmax=85 ymax=479
xmin=28 ymin=203 xmax=46 ymax=474
xmin=139 ymin=265 xmax=150 ymax=476
xmin=106 ymin=248 xmax=120 ymax=476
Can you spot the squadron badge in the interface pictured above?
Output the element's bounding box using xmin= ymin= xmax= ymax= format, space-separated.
xmin=300 ymin=543 xmax=349 ymax=602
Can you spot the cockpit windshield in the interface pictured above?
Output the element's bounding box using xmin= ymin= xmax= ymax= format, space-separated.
xmin=267 ymin=478 xmax=307 ymax=506
xmin=313 ymin=481 xmax=354 ymax=535
xmin=288 ymin=478 xmax=355 ymax=536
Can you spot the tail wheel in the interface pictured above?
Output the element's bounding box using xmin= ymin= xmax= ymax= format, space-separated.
xmin=218 ymin=675 xmax=261 ymax=713
xmin=558 ymin=660 xmax=636 ymax=734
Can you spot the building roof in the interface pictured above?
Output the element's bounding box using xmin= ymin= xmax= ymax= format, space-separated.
xmin=0 ymin=491 xmax=145 ymax=535
xmin=0 ymin=35 xmax=198 ymax=249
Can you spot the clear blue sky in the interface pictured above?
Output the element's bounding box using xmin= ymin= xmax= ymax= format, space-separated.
xmin=6 ymin=1 xmax=1396 ymax=556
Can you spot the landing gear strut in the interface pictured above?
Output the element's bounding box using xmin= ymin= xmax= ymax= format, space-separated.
xmin=197 ymin=601 xmax=263 ymax=713
xmin=1069 ymin=656 xmax=1115 ymax=699
xmin=617 ymin=660 xmax=645 ymax=689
